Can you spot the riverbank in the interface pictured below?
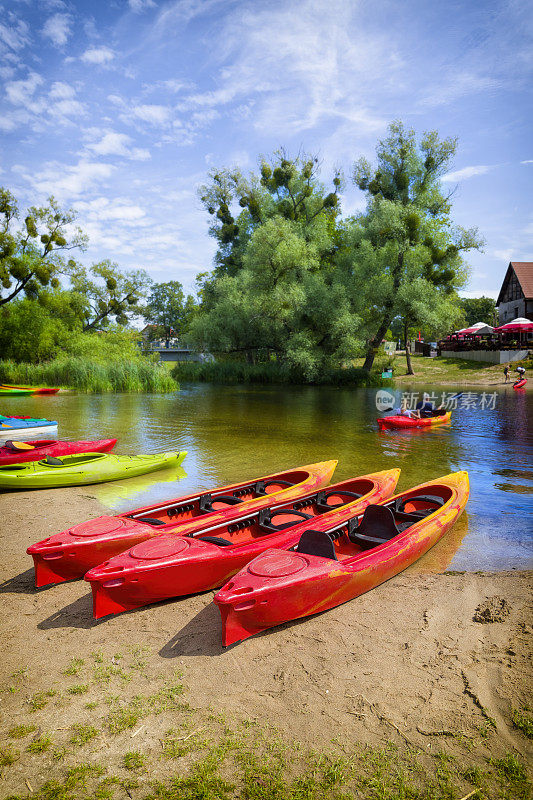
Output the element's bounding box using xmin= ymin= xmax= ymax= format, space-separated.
xmin=391 ymin=353 xmax=532 ymax=388
xmin=1 ymin=487 xmax=531 ymax=799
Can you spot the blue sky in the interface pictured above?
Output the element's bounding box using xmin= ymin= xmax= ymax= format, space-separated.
xmin=1 ymin=0 xmax=532 ymax=298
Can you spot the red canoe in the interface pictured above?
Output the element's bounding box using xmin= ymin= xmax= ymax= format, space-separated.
xmin=214 ymin=472 xmax=469 ymax=646
xmin=377 ymin=411 xmax=452 ymax=430
xmin=0 ymin=383 xmax=60 ymax=394
xmin=85 ymin=469 xmax=400 ymax=618
xmin=27 ymin=460 xmax=337 ymax=587
xmin=0 ymin=439 xmax=117 ymax=466
xmin=513 ymin=378 xmax=527 ymax=390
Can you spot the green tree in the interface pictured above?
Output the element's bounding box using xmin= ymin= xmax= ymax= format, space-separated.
xmin=460 ymin=296 xmax=497 ymax=327
xmin=0 ymin=298 xmax=71 ymax=362
xmin=70 ymin=260 xmax=151 ymax=331
xmin=0 ymin=188 xmax=87 ymax=307
xmin=143 ymin=280 xmax=197 ymax=340
xmin=345 ymin=121 xmax=484 ymax=373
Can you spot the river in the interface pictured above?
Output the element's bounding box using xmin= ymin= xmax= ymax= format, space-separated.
xmin=2 ymin=383 xmax=532 ymax=572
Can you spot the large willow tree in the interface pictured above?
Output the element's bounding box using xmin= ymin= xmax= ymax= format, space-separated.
xmin=342 ymin=121 xmax=483 ymax=373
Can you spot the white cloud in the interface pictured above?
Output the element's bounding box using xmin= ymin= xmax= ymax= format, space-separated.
xmin=131 ymin=104 xmax=172 ymax=125
xmin=521 ymin=160 xmax=533 ymax=164
xmin=0 ymin=20 xmax=31 ymax=51
xmin=22 ymin=159 xmax=116 ymax=200
xmin=442 ymin=165 xmax=493 ymax=183
xmin=42 ymin=13 xmax=72 ymax=47
xmin=493 ymin=249 xmax=514 ymax=262
xmin=85 ymin=130 xmax=151 ymax=160
xmin=49 ymin=81 xmax=76 ymax=100
xmin=5 ymin=72 xmax=44 ymax=105
xmin=129 ymin=0 xmax=156 ymax=12
xmin=81 ymin=46 xmax=115 ymax=65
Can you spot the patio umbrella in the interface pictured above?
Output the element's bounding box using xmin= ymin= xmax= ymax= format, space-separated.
xmin=494 ymin=317 xmax=533 ymax=333
xmin=457 ymin=321 xmax=495 ymax=335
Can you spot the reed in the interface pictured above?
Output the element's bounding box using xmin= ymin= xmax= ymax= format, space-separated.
xmin=0 ymin=357 xmax=177 ymax=393
xmin=171 ymin=360 xmax=387 ymax=387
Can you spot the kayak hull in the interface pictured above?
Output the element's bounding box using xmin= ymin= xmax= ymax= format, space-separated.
xmin=0 ymin=384 xmax=59 ymax=394
xmin=84 ymin=470 xmax=401 ymax=618
xmin=377 ymin=411 xmax=451 ymax=430
xmin=0 ymin=451 xmax=186 ymax=490
xmin=513 ymin=379 xmax=527 ymax=389
xmin=215 ymin=472 xmax=469 ymax=646
xmin=0 ymin=422 xmax=58 ymax=440
xmin=0 ymin=439 xmax=117 ymax=466
xmin=27 ymin=460 xmax=338 ymax=587
xmin=0 ymin=388 xmax=35 ymax=396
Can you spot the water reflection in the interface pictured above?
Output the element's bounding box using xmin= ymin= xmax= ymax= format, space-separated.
xmin=2 ymin=383 xmax=532 ymax=571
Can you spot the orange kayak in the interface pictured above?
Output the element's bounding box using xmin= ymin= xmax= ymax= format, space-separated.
xmin=377 ymin=411 xmax=451 ymax=430
xmin=28 ymin=460 xmax=337 ymax=587
xmin=215 ymin=472 xmax=469 ymax=646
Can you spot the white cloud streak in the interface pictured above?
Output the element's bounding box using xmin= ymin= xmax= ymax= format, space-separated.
xmin=42 ymin=13 xmax=72 ymax=47
xmin=81 ymin=46 xmax=115 ymax=64
xmin=442 ymin=165 xmax=494 ymax=183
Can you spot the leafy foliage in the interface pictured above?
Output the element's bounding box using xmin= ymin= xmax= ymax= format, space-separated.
xmin=70 ymin=260 xmax=151 ymax=331
xmin=142 ymin=280 xmax=197 ymax=339
xmin=460 ymin=295 xmax=498 ymax=327
xmin=0 ymin=188 xmax=87 ymax=307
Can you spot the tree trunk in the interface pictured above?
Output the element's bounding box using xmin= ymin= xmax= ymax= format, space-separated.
xmin=362 ymin=315 xmax=392 ymax=373
xmin=404 ymin=320 xmax=414 ymax=375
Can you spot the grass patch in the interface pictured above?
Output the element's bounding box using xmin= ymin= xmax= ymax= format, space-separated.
xmin=0 ymin=744 xmax=20 ymax=769
xmin=512 ymin=708 xmax=533 ymax=739
xmin=123 ymin=751 xmax=146 ymax=771
xmin=63 ymin=658 xmax=85 ymax=676
xmin=28 ymin=689 xmax=56 ymax=712
xmin=8 ymin=724 xmax=37 ymax=739
xmin=26 ymin=736 xmax=53 ymax=754
xmin=67 ymin=684 xmax=89 ymax=695
xmin=69 ymin=724 xmax=99 ymax=747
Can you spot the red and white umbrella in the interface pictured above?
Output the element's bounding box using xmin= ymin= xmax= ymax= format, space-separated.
xmin=455 ymin=321 xmax=495 ymax=335
xmin=494 ymin=317 xmax=533 ymax=333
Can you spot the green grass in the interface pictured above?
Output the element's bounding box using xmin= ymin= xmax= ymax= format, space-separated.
xmin=0 ymin=744 xmax=20 ymax=769
xmin=63 ymin=658 xmax=85 ymax=676
xmin=123 ymin=751 xmax=146 ymax=771
xmin=28 ymin=689 xmax=56 ymax=712
xmin=0 ymin=356 xmax=178 ymax=393
xmin=8 ymin=724 xmax=36 ymax=739
xmin=26 ymin=736 xmax=53 ymax=754
xmin=512 ymin=708 xmax=533 ymax=739
xmin=67 ymin=684 xmax=89 ymax=695
xmin=69 ymin=724 xmax=99 ymax=747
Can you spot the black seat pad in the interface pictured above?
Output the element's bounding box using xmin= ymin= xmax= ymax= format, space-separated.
xmin=348 ymin=504 xmax=399 ymax=550
xmin=196 ymin=535 xmax=232 ymax=547
xmin=296 ymin=529 xmax=338 ymax=560
xmin=316 ymin=489 xmax=362 ymax=511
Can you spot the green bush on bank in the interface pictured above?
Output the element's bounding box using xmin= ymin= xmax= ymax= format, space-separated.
xmin=171 ymin=360 xmax=388 ymax=387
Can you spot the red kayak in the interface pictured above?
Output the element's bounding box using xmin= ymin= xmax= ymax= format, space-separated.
xmin=377 ymin=411 xmax=451 ymax=430
xmin=513 ymin=378 xmax=527 ymax=390
xmin=0 ymin=383 xmax=60 ymax=394
xmin=85 ymin=469 xmax=400 ymax=618
xmin=28 ymin=460 xmax=337 ymax=587
xmin=215 ymin=472 xmax=469 ymax=646
xmin=0 ymin=439 xmax=117 ymax=466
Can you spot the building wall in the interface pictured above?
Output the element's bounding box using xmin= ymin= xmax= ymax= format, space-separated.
xmin=498 ymin=298 xmax=526 ymax=325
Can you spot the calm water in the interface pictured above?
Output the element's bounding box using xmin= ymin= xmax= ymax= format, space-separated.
xmin=2 ymin=383 xmax=532 ymax=572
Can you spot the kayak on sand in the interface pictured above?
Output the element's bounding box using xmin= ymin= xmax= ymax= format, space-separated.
xmin=84 ymin=469 xmax=401 ymax=618
xmin=377 ymin=411 xmax=451 ymax=431
xmin=0 ymin=450 xmax=186 ymax=490
xmin=214 ymin=471 xmax=469 ymax=646
xmin=0 ymin=384 xmax=60 ymax=395
xmin=27 ymin=460 xmax=338 ymax=587
xmin=0 ymin=438 xmax=117 ymax=466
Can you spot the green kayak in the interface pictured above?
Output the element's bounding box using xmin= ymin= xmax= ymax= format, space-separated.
xmin=0 ymin=451 xmax=187 ymax=489
xmin=0 ymin=388 xmax=35 ymax=396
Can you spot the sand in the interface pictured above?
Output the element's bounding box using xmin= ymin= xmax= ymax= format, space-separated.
xmin=1 ymin=487 xmax=531 ymax=796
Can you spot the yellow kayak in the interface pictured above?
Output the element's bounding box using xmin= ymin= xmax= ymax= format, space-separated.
xmin=0 ymin=451 xmax=187 ymax=489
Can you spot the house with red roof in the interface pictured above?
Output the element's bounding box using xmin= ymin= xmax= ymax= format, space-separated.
xmin=496 ymin=262 xmax=533 ymax=324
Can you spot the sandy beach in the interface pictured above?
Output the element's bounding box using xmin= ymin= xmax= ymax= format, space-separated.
xmin=1 ymin=487 xmax=531 ymax=798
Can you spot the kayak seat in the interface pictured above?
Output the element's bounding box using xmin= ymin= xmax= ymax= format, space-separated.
xmin=348 ymin=505 xmax=400 ymax=550
xmin=296 ymin=529 xmax=338 ymax=560
xmin=316 ymin=489 xmax=362 ymax=511
xmin=396 ymin=494 xmax=444 ymax=517
xmin=44 ymin=456 xmax=63 ymax=466
xmin=137 ymin=517 xmax=166 ymax=526
xmin=199 ymin=494 xmax=243 ymax=513
xmin=196 ymin=535 xmax=232 ymax=547
xmin=254 ymin=479 xmax=294 ymax=496
xmin=258 ymin=508 xmax=313 ymax=533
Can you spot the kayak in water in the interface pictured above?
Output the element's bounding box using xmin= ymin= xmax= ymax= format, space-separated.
xmin=0 ymin=439 xmax=117 ymax=466
xmin=377 ymin=411 xmax=451 ymax=430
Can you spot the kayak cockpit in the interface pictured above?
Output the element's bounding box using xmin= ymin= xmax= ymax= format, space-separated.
xmin=293 ymin=488 xmax=452 ymax=561
xmin=37 ymin=453 xmax=107 ymax=467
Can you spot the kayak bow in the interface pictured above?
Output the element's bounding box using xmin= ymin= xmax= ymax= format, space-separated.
xmin=0 ymin=439 xmax=117 ymax=466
